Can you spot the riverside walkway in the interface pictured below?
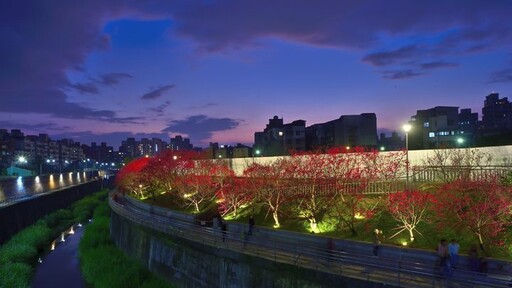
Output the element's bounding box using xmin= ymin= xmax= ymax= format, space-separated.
xmin=110 ymin=193 xmax=512 ymax=287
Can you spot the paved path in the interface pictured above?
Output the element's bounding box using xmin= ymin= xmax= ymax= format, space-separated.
xmin=31 ymin=224 xmax=86 ymax=288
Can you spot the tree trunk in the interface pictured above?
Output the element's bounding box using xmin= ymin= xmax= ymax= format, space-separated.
xmin=273 ymin=211 xmax=280 ymax=228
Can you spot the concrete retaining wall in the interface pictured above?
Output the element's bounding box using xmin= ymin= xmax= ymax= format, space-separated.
xmin=0 ymin=179 xmax=109 ymax=245
xmin=110 ymin=210 xmax=381 ymax=288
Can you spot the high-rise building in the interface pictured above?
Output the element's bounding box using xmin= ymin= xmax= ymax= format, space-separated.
xmin=408 ymin=106 xmax=478 ymax=149
xmin=254 ymin=116 xmax=306 ymax=156
xmin=482 ymin=92 xmax=512 ymax=134
xmin=305 ymin=113 xmax=377 ymax=150
xmin=169 ymin=135 xmax=193 ymax=151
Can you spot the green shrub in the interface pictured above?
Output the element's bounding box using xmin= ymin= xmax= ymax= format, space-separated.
xmin=72 ymin=198 xmax=101 ymax=223
xmin=0 ymin=243 xmax=38 ymax=265
xmin=0 ymin=262 xmax=32 ymax=287
xmin=79 ymin=201 xmax=174 ymax=287
xmin=79 ymin=218 xmax=111 ymax=250
xmin=7 ymin=224 xmax=52 ymax=252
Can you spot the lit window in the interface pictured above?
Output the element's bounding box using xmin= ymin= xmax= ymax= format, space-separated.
xmin=423 ymin=122 xmax=429 ymax=127
xmin=429 ymin=132 xmax=435 ymax=138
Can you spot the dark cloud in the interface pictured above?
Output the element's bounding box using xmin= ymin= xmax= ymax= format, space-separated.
xmin=186 ymin=103 xmax=218 ymax=110
xmin=489 ymin=68 xmax=512 ymax=83
xmin=68 ymin=72 xmax=132 ymax=95
xmin=0 ymin=120 xmax=71 ymax=133
xmin=149 ymin=101 xmax=171 ymax=116
xmin=0 ymin=1 xmax=128 ymax=120
xmin=363 ymin=45 xmax=420 ymax=66
xmin=162 ymin=115 xmax=240 ymax=145
xmin=68 ymin=82 xmax=100 ymax=95
xmin=420 ymin=61 xmax=458 ymax=70
xmin=141 ymin=84 xmax=176 ymax=100
xmin=99 ymin=73 xmax=133 ymax=86
xmin=382 ymin=69 xmax=424 ymax=80
xmin=165 ymin=1 xmax=512 ymax=56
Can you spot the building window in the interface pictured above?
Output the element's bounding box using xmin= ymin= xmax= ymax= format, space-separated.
xmin=429 ymin=132 xmax=435 ymax=138
xmin=423 ymin=122 xmax=429 ymax=127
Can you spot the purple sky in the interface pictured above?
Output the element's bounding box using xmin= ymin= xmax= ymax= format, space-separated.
xmin=1 ymin=1 xmax=512 ymax=148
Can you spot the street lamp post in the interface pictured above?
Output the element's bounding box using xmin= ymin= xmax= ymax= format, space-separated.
xmin=403 ymin=124 xmax=412 ymax=188
xmin=278 ymin=131 xmax=285 ymax=155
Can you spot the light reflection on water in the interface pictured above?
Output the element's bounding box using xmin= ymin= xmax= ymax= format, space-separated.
xmin=49 ymin=174 xmax=56 ymax=190
xmin=1 ymin=171 xmax=97 ymax=204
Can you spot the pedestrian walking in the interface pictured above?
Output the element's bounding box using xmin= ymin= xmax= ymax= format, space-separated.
xmin=468 ymin=245 xmax=479 ymax=272
xmin=373 ymin=229 xmax=381 ymax=256
xmin=448 ymin=239 xmax=460 ymax=269
xmin=437 ymin=239 xmax=451 ymax=276
xmin=248 ymin=216 xmax=255 ymax=235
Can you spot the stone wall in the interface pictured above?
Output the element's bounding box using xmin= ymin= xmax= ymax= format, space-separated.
xmin=0 ymin=179 xmax=107 ymax=245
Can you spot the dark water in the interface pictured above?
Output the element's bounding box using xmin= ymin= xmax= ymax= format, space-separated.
xmin=31 ymin=224 xmax=86 ymax=288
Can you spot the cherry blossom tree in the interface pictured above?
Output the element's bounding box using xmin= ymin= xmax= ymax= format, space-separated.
xmin=116 ymin=156 xmax=150 ymax=197
xmin=244 ymin=158 xmax=292 ymax=228
xmin=433 ymin=179 xmax=512 ymax=249
xmin=387 ymin=190 xmax=433 ymax=242
xmin=287 ymin=151 xmax=336 ymax=233
xmin=217 ymin=176 xmax=254 ymax=217
xmin=175 ymin=159 xmax=223 ymax=212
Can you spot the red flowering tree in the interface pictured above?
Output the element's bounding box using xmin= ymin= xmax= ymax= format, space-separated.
xmin=217 ymin=176 xmax=254 ymax=217
xmin=322 ymin=147 xmax=379 ymax=236
xmin=374 ymin=150 xmax=407 ymax=191
xmin=140 ymin=150 xmax=200 ymax=201
xmin=175 ymin=159 xmax=224 ymax=212
xmin=387 ymin=190 xmax=433 ymax=242
xmin=433 ymin=179 xmax=512 ymax=249
xmin=116 ymin=156 xmax=150 ymax=197
xmin=245 ymin=158 xmax=292 ymax=228
xmin=287 ymin=151 xmax=336 ymax=233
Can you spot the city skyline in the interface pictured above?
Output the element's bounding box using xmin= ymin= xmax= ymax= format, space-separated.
xmin=1 ymin=1 xmax=512 ymax=148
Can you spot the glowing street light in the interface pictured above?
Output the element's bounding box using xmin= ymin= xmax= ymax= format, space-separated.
xmin=403 ymin=124 xmax=412 ymax=187
xmin=18 ymin=156 xmax=27 ymax=164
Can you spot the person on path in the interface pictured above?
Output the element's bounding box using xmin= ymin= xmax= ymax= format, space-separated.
xmin=448 ymin=239 xmax=460 ymax=269
xmin=468 ymin=245 xmax=480 ymax=272
xmin=373 ymin=229 xmax=381 ymax=256
xmin=248 ymin=216 xmax=255 ymax=235
xmin=437 ymin=239 xmax=451 ymax=276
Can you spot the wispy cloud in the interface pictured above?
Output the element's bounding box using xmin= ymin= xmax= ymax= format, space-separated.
xmin=149 ymin=101 xmax=171 ymax=116
xmin=363 ymin=45 xmax=420 ymax=67
xmin=382 ymin=69 xmax=424 ymax=80
xmin=420 ymin=61 xmax=458 ymax=70
xmin=141 ymin=84 xmax=176 ymax=100
xmin=489 ymin=68 xmax=512 ymax=83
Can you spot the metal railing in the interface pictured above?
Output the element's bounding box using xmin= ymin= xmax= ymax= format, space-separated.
xmin=109 ymin=194 xmax=512 ymax=287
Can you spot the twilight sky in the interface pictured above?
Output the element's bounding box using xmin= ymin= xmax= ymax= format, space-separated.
xmin=1 ymin=0 xmax=512 ymax=148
